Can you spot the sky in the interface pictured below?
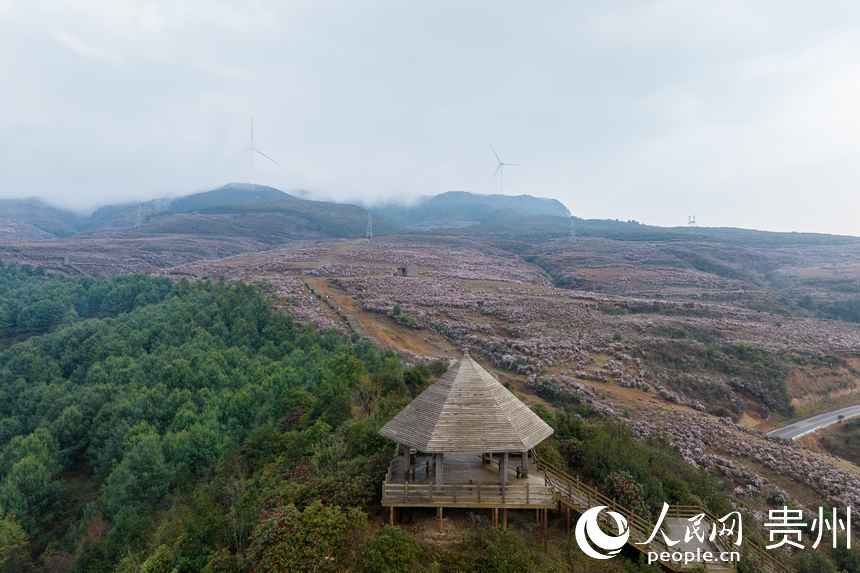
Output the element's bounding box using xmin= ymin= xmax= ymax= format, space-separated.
xmin=1 ymin=1 xmax=859 ymax=235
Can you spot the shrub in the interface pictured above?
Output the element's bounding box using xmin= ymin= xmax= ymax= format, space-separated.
xmin=248 ymin=500 xmax=367 ymax=573
xmin=358 ymin=526 xmax=423 ymax=573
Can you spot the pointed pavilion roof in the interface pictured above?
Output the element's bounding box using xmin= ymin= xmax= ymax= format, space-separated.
xmin=379 ymin=354 xmax=554 ymax=454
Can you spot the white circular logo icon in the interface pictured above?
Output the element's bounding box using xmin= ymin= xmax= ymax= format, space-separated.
xmin=574 ymin=506 xmax=630 ymax=560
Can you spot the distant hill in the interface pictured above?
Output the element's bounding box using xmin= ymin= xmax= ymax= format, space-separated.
xmin=569 ymin=218 xmax=860 ymax=246
xmin=85 ymin=198 xmax=173 ymax=232
xmin=6 ymin=186 xmax=856 ymax=251
xmin=2 ymin=184 xmax=383 ymax=245
xmin=373 ymin=191 xmax=571 ymax=230
xmin=121 ymin=183 xmax=377 ymax=243
xmin=169 ymin=183 xmax=288 ymax=212
xmin=0 ymin=198 xmax=82 ymax=239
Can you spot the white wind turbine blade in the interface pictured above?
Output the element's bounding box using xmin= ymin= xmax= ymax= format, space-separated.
xmin=490 ymin=145 xmax=502 ymax=164
xmin=254 ymin=148 xmax=280 ymax=166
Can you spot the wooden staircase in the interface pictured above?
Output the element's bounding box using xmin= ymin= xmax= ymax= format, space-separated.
xmin=534 ymin=455 xmax=793 ymax=573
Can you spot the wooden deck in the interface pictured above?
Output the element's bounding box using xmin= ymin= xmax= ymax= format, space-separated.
xmin=382 ymin=453 xmax=554 ymax=509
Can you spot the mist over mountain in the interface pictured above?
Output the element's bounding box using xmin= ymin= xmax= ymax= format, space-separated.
xmin=0 ymin=198 xmax=84 ymax=239
xmin=5 ymin=184 xmax=860 ymax=246
xmin=372 ymin=191 xmax=571 ymax=230
xmin=3 ymin=184 xmax=578 ymax=241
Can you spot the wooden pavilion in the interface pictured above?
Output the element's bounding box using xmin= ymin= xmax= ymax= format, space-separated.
xmin=379 ymin=353 xmax=555 ymax=529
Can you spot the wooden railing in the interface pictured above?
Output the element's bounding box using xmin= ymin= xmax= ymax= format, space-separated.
xmin=534 ymin=454 xmax=793 ymax=573
xmin=536 ymin=456 xmax=674 ymax=554
xmin=382 ymin=481 xmax=554 ymax=508
xmin=380 ymin=450 xmax=792 ymax=572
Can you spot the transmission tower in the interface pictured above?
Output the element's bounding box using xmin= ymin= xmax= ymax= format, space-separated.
xmin=366 ymin=212 xmax=373 ymax=240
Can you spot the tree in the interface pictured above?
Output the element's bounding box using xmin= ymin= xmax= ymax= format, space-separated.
xmin=102 ymin=425 xmax=171 ymax=517
xmin=249 ymin=501 xmax=366 ymax=573
xmin=165 ymin=418 xmax=224 ymax=480
xmin=0 ymin=306 xmax=11 ymax=331
xmin=0 ymin=455 xmax=60 ymax=533
xmin=358 ymin=526 xmax=423 ymax=573
xmin=0 ymin=514 xmax=28 ymax=573
xmin=468 ymin=529 xmax=536 ymax=573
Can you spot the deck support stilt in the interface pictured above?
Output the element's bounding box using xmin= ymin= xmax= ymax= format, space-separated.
xmin=503 ymin=508 xmax=508 ymax=530
xmin=543 ymin=507 xmax=548 ymax=542
xmin=492 ymin=508 xmax=498 ymax=528
xmin=389 ymin=506 xmax=395 ymax=525
xmin=565 ymin=506 xmax=570 ymax=533
xmin=437 ymin=507 xmax=443 ymax=531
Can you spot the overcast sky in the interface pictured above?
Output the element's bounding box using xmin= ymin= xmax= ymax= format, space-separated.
xmin=1 ymin=1 xmax=859 ymax=235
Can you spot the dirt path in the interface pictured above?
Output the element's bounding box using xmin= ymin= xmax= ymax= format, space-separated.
xmin=304 ymin=277 xmax=457 ymax=359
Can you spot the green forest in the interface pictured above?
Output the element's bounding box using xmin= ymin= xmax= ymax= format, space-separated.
xmin=0 ymin=265 xmax=856 ymax=573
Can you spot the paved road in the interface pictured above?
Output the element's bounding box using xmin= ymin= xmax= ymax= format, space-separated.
xmin=767 ymin=405 xmax=860 ymax=440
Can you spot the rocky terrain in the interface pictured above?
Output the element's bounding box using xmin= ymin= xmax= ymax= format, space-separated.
xmin=0 ymin=235 xmax=268 ymax=276
xmin=159 ymin=236 xmax=860 ymax=413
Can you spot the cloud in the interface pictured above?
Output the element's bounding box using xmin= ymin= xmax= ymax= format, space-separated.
xmin=0 ymin=1 xmax=859 ymax=235
xmin=52 ymin=30 xmax=123 ymax=63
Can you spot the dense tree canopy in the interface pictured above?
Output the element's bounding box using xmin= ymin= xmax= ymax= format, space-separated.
xmin=0 ymin=264 xmax=173 ymax=335
xmin=0 ymin=268 xmax=427 ymax=571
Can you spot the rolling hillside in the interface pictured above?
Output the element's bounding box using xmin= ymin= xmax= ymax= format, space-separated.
xmin=132 ymin=183 xmax=373 ymax=243
xmin=0 ymin=198 xmax=83 ymax=239
xmin=372 ymin=190 xmax=571 ymax=231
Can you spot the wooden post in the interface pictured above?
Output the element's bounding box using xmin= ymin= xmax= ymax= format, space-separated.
xmin=493 ymin=508 xmax=498 ymax=528
xmin=435 ymin=453 xmax=444 ymax=485
xmin=389 ymin=506 xmax=395 ymax=525
xmin=542 ymin=506 xmax=548 ymax=549
xmin=437 ymin=507 xmax=443 ymax=531
xmin=501 ymin=452 xmax=509 ymax=487
xmin=536 ymin=508 xmax=540 ymax=524
xmin=503 ymin=508 xmax=508 ymax=530
xmin=521 ymin=450 xmax=529 ymax=477
xmin=565 ymin=506 xmax=571 ymax=533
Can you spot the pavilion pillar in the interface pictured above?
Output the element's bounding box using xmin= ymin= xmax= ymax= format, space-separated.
xmin=521 ymin=450 xmax=529 ymax=477
xmin=434 ymin=453 xmax=444 ymax=485
xmin=501 ymin=452 xmax=509 ymax=487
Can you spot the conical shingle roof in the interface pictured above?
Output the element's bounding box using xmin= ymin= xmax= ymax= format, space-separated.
xmin=379 ymin=355 xmax=554 ymax=453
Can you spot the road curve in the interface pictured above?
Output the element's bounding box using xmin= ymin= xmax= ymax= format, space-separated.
xmin=767 ymin=405 xmax=860 ymax=441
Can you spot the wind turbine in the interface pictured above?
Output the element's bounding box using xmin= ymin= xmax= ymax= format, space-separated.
xmin=246 ymin=116 xmax=279 ymax=182
xmin=491 ymin=145 xmax=518 ymax=193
